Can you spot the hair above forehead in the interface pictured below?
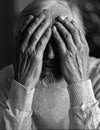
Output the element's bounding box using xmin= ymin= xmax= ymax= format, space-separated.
xmin=30 ymin=0 xmax=68 ymax=7
xmin=24 ymin=0 xmax=70 ymax=15
xmin=15 ymin=0 xmax=85 ymax=38
xmin=25 ymin=0 xmax=80 ymax=13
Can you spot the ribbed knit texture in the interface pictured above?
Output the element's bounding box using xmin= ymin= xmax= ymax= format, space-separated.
xmin=8 ymin=80 xmax=35 ymax=111
xmin=68 ymin=79 xmax=97 ymax=107
xmin=0 ymin=57 xmax=100 ymax=129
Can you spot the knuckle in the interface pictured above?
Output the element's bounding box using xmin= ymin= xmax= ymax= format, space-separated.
xmin=34 ymin=17 xmax=40 ymax=24
xmin=40 ymin=39 xmax=44 ymax=45
xmin=25 ymin=29 xmax=32 ymax=36
xmin=38 ymin=21 xmax=47 ymax=32
xmin=43 ymin=32 xmax=48 ymax=39
xmin=41 ymin=21 xmax=46 ymax=28
xmin=33 ymin=33 xmax=39 ymax=41
xmin=27 ymin=47 xmax=33 ymax=54
xmin=38 ymin=13 xmax=45 ymax=20
xmin=44 ymin=29 xmax=51 ymax=39
xmin=66 ymin=33 xmax=71 ymax=39
xmin=71 ymin=28 xmax=77 ymax=35
xmin=37 ymin=41 xmax=46 ymax=52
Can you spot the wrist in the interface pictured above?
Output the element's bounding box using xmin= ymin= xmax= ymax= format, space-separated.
xmin=8 ymin=80 xmax=35 ymax=111
xmin=14 ymin=76 xmax=36 ymax=90
xmin=67 ymin=79 xmax=97 ymax=107
xmin=65 ymin=75 xmax=89 ymax=85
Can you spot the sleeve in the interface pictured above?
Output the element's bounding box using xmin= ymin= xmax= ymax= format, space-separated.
xmin=68 ymin=79 xmax=100 ymax=129
xmin=0 ymin=80 xmax=35 ymax=130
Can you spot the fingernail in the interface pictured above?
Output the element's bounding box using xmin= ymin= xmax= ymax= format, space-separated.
xmin=58 ymin=16 xmax=65 ymax=20
xmin=53 ymin=26 xmax=56 ymax=31
xmin=38 ymin=11 xmax=46 ymax=19
xmin=28 ymin=15 xmax=34 ymax=20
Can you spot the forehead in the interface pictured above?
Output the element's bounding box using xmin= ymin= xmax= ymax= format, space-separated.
xmin=43 ymin=3 xmax=72 ymax=25
xmin=25 ymin=1 xmax=73 ymax=25
xmin=16 ymin=1 xmax=84 ymax=37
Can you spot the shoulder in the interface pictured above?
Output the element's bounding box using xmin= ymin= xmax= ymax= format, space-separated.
xmin=0 ymin=64 xmax=14 ymax=83
xmin=0 ymin=65 xmax=14 ymax=102
xmin=89 ymin=57 xmax=100 ymax=72
xmin=89 ymin=57 xmax=100 ymax=101
xmin=89 ymin=57 xmax=100 ymax=82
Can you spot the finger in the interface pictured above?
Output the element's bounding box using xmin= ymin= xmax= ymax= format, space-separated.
xmin=52 ymin=26 xmax=66 ymax=56
xmin=15 ymin=15 xmax=34 ymax=42
xmin=78 ymin=29 xmax=88 ymax=47
xmin=71 ymin=20 xmax=89 ymax=54
xmin=15 ymin=15 xmax=34 ymax=44
xmin=36 ymin=27 xmax=52 ymax=55
xmin=22 ymin=48 xmax=34 ymax=74
xmin=71 ymin=20 xmax=83 ymax=46
xmin=79 ymin=30 xmax=90 ymax=53
xmin=58 ymin=17 xmax=82 ymax=49
xmin=26 ymin=12 xmax=46 ymax=37
xmin=21 ymin=15 xmax=34 ymax=33
xmin=20 ymin=51 xmax=29 ymax=75
xmin=21 ymin=13 xmax=46 ymax=52
xmin=55 ymin=22 xmax=76 ymax=52
xmin=28 ymin=18 xmax=51 ymax=52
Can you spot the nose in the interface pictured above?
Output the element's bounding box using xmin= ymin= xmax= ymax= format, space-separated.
xmin=47 ymin=44 xmax=55 ymax=60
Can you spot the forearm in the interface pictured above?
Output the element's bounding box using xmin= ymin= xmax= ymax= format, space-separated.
xmin=1 ymin=80 xmax=35 ymax=130
xmin=68 ymin=79 xmax=100 ymax=129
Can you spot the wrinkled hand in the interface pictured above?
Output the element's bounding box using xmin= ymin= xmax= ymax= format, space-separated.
xmin=14 ymin=12 xmax=51 ymax=89
xmin=53 ymin=16 xmax=89 ymax=85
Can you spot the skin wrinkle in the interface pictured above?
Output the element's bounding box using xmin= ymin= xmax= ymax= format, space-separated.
xmin=14 ymin=0 xmax=88 ymax=129
xmin=15 ymin=0 xmax=84 ymax=43
xmin=15 ymin=0 xmax=85 ymax=91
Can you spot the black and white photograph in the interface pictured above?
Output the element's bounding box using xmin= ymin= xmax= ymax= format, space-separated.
xmin=0 ymin=0 xmax=100 ymax=129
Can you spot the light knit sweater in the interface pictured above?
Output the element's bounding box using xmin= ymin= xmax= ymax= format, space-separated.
xmin=0 ymin=57 xmax=100 ymax=129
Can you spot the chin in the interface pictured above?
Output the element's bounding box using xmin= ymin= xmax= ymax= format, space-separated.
xmin=40 ymin=62 xmax=63 ymax=84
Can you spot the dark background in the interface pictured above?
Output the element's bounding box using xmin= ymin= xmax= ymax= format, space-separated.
xmin=79 ymin=0 xmax=100 ymax=58
xmin=0 ymin=0 xmax=33 ymax=69
xmin=0 ymin=0 xmax=100 ymax=69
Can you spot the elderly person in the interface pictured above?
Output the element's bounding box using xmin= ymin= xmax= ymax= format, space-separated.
xmin=0 ymin=0 xmax=100 ymax=129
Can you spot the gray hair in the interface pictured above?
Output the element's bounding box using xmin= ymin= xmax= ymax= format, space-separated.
xmin=15 ymin=0 xmax=85 ymax=39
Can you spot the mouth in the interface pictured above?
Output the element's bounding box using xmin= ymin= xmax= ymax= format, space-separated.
xmin=41 ymin=59 xmax=62 ymax=81
xmin=43 ymin=62 xmax=55 ymax=71
xmin=43 ymin=60 xmax=58 ymax=69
